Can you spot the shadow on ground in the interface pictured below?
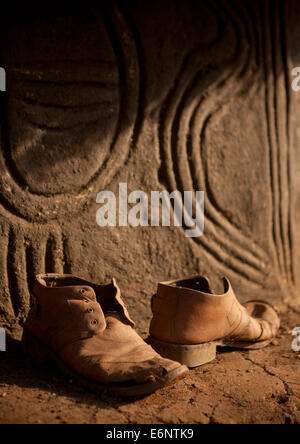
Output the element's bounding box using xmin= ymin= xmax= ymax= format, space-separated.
xmin=0 ymin=309 xmax=299 ymax=424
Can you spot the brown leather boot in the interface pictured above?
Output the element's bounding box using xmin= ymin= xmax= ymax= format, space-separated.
xmin=148 ymin=276 xmax=280 ymax=368
xmin=22 ymin=274 xmax=188 ymax=397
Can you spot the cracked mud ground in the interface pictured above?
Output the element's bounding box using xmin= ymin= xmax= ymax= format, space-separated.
xmin=0 ymin=309 xmax=299 ymax=424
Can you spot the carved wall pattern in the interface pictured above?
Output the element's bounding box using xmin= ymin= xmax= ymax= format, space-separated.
xmin=0 ymin=0 xmax=299 ymax=332
xmin=158 ymin=0 xmax=295 ymax=295
xmin=0 ymin=2 xmax=141 ymax=329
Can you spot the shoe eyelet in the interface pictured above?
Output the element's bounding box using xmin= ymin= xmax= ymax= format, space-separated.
xmin=87 ymin=308 xmax=94 ymax=313
xmin=91 ymin=319 xmax=98 ymax=325
xmin=80 ymin=289 xmax=85 ymax=295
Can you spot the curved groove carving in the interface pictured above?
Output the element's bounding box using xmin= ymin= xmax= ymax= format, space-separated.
xmin=159 ymin=0 xmax=273 ymax=287
xmin=159 ymin=0 xmax=295 ymax=290
xmin=262 ymin=0 xmax=294 ymax=285
xmin=1 ymin=219 xmax=67 ymax=325
xmin=0 ymin=2 xmax=141 ymax=222
xmin=0 ymin=2 xmax=143 ymax=325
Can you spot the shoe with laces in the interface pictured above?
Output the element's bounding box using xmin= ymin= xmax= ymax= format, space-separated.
xmin=22 ymin=274 xmax=188 ymax=397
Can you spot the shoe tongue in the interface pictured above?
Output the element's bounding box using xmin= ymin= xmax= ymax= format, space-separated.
xmin=96 ymin=279 xmax=135 ymax=328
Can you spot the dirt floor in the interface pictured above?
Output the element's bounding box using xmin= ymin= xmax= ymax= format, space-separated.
xmin=0 ymin=308 xmax=299 ymax=425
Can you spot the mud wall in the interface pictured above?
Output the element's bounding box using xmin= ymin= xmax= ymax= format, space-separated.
xmin=1 ymin=0 xmax=300 ymax=335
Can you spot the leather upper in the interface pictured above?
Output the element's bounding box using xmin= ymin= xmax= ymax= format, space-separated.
xmin=149 ymin=276 xmax=280 ymax=345
xmin=24 ymin=274 xmax=181 ymax=384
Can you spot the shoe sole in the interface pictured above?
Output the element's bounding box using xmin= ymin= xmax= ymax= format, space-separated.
xmin=148 ymin=336 xmax=273 ymax=368
xmin=22 ymin=329 xmax=189 ymax=398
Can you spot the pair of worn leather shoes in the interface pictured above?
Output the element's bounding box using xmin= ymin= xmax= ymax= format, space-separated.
xmin=22 ymin=274 xmax=280 ymax=397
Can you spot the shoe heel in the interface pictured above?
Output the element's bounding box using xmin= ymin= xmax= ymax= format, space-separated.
xmin=22 ymin=329 xmax=50 ymax=366
xmin=148 ymin=336 xmax=217 ymax=368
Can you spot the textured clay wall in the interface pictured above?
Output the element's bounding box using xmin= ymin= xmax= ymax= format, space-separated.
xmin=0 ymin=0 xmax=300 ymax=336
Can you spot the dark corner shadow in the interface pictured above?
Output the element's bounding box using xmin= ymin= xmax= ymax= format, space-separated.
xmin=216 ymin=346 xmax=245 ymax=356
xmin=0 ymin=333 xmax=146 ymax=411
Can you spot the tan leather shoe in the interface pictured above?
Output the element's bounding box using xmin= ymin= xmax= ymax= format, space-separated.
xmin=22 ymin=274 xmax=188 ymax=397
xmin=148 ymin=276 xmax=280 ymax=368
